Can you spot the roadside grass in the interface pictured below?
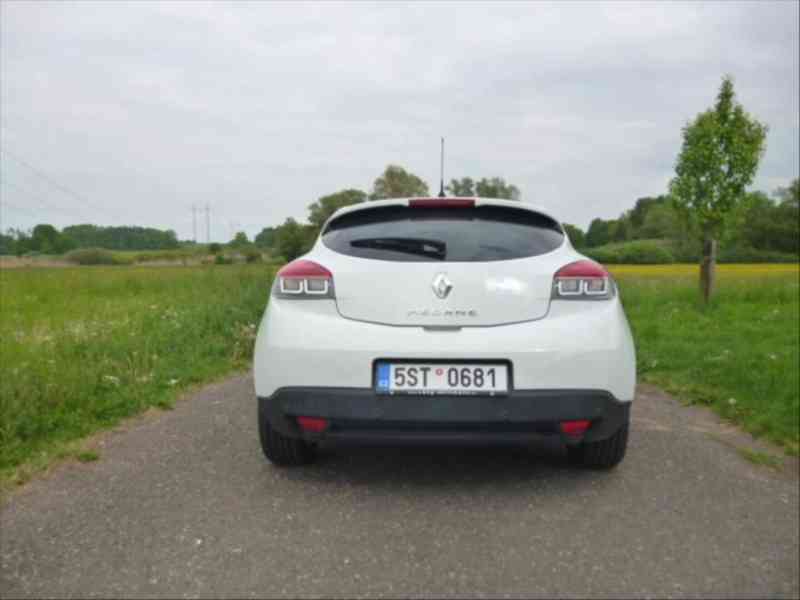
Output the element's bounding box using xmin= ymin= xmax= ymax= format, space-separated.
xmin=76 ymin=450 xmax=100 ymax=463
xmin=1 ymin=261 xmax=797 ymax=488
xmin=0 ymin=264 xmax=274 ymax=488
xmin=737 ymin=447 xmax=783 ymax=470
xmin=611 ymin=264 xmax=799 ymax=456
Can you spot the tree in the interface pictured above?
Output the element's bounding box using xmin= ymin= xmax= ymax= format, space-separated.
xmin=611 ymin=219 xmax=631 ymax=243
xmin=775 ymin=178 xmax=799 ymax=208
xmin=447 ymin=177 xmax=475 ymax=197
xmin=308 ymin=189 xmax=366 ymax=228
xmin=254 ymin=226 xmax=277 ymax=249
xmin=669 ymin=75 xmax=767 ymax=302
xmin=628 ymin=196 xmax=668 ymax=235
xmin=274 ymin=218 xmax=310 ymax=261
xmin=62 ymin=224 xmax=179 ymax=250
xmin=0 ymin=231 xmax=15 ymax=255
xmin=370 ymin=165 xmax=429 ymax=199
xmin=475 ymin=177 xmax=520 ymax=200
xmin=562 ymin=223 xmax=586 ymax=248
xmin=730 ymin=191 xmax=799 ymax=254
xmin=26 ymin=224 xmax=75 ymax=254
xmin=585 ymin=218 xmax=611 ymax=247
xmin=9 ymin=229 xmax=32 ymax=256
xmin=30 ymin=224 xmax=61 ymax=253
xmin=639 ymin=202 xmax=682 ymax=240
xmin=229 ymin=231 xmax=250 ymax=248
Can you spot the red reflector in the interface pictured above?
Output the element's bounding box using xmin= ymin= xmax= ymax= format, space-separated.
xmin=277 ymin=259 xmax=332 ymax=279
xmin=409 ymin=198 xmax=475 ymax=208
xmin=555 ymin=260 xmax=608 ymax=278
xmin=560 ymin=420 xmax=591 ymax=437
xmin=296 ymin=416 xmax=329 ymax=432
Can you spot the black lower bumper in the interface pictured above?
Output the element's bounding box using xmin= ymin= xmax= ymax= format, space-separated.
xmin=259 ymin=388 xmax=630 ymax=445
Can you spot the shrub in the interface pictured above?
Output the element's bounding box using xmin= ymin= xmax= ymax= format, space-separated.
xmin=243 ymin=248 xmax=262 ymax=263
xmin=617 ymin=241 xmax=675 ymax=264
xmin=583 ymin=240 xmax=675 ymax=264
xmin=65 ymin=248 xmax=129 ymax=266
xmin=208 ymin=243 xmax=222 ymax=255
xmin=582 ymin=246 xmax=618 ymax=264
xmin=215 ymin=254 xmax=233 ymax=265
xmin=717 ymin=246 xmax=799 ymax=264
xmin=133 ymin=250 xmax=192 ymax=263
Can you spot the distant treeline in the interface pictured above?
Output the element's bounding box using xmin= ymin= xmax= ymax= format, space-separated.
xmin=2 ymin=167 xmax=797 ymax=265
xmin=560 ymin=180 xmax=799 ymax=263
xmin=0 ymin=224 xmax=180 ymax=256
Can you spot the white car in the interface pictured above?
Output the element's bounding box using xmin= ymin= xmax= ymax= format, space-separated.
xmin=254 ymin=197 xmax=636 ymax=468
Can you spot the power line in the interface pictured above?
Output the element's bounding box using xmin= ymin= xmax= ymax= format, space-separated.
xmin=0 ymin=178 xmax=82 ymax=217
xmin=0 ymin=200 xmax=40 ymax=219
xmin=0 ymin=148 xmax=107 ymax=213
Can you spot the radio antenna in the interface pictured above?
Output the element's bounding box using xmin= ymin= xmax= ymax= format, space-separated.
xmin=438 ymin=137 xmax=446 ymax=198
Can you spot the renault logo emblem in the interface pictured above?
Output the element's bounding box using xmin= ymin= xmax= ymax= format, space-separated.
xmin=432 ymin=273 xmax=453 ymax=299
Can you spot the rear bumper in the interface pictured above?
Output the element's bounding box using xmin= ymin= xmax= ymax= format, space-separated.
xmin=253 ymin=298 xmax=637 ymax=403
xmin=259 ymin=387 xmax=630 ymax=445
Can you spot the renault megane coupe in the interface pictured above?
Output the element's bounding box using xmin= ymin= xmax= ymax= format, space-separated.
xmin=254 ymin=197 xmax=636 ymax=469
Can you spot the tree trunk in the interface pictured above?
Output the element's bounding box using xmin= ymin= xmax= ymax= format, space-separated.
xmin=700 ymin=235 xmax=717 ymax=304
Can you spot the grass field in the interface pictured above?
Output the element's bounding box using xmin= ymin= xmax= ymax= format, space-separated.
xmin=611 ymin=264 xmax=799 ymax=455
xmin=0 ymin=262 xmax=797 ymax=487
xmin=0 ymin=264 xmax=272 ymax=485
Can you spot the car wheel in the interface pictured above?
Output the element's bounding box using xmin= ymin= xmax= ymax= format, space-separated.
xmin=258 ymin=413 xmax=316 ymax=466
xmin=567 ymin=421 xmax=629 ymax=469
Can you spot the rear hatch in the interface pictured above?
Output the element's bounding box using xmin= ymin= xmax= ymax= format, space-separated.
xmin=317 ymin=201 xmax=569 ymax=327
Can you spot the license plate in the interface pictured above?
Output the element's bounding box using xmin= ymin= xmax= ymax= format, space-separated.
xmin=375 ymin=362 xmax=509 ymax=396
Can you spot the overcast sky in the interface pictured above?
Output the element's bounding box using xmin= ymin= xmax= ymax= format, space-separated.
xmin=1 ymin=1 xmax=798 ymax=241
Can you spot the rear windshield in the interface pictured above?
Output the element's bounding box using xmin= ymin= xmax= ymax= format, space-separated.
xmin=322 ymin=205 xmax=564 ymax=262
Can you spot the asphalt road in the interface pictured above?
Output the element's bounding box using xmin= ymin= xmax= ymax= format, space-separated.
xmin=1 ymin=375 xmax=798 ymax=599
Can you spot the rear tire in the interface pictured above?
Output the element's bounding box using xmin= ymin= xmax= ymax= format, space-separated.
xmin=258 ymin=413 xmax=316 ymax=466
xmin=567 ymin=421 xmax=629 ymax=469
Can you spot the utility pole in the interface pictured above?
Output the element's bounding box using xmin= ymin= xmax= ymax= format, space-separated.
xmin=192 ymin=205 xmax=197 ymax=243
xmin=205 ymin=204 xmax=210 ymax=243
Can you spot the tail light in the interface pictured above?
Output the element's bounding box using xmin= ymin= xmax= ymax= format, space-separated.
xmin=560 ymin=419 xmax=591 ymax=437
xmin=552 ymin=260 xmax=614 ymax=300
xmin=273 ymin=259 xmax=334 ymax=299
xmin=296 ymin=416 xmax=329 ymax=432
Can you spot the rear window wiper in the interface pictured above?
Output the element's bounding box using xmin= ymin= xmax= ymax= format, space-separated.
xmin=349 ymin=237 xmax=446 ymax=260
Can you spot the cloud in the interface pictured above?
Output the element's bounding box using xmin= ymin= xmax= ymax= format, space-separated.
xmin=1 ymin=0 xmax=797 ymax=237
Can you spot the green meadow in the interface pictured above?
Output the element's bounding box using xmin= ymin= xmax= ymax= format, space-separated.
xmin=1 ymin=262 xmax=797 ymax=488
xmin=0 ymin=265 xmax=272 ymax=485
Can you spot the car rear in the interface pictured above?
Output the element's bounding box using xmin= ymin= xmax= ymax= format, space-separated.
xmin=254 ymin=197 xmax=635 ymax=468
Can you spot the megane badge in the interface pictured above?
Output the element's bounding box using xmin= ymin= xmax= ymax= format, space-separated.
xmin=432 ymin=273 xmax=453 ymax=299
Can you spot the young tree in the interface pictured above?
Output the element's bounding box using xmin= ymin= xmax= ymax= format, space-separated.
xmin=308 ymin=189 xmax=366 ymax=228
xmin=669 ymin=75 xmax=767 ymax=302
xmin=369 ymin=165 xmax=429 ymax=199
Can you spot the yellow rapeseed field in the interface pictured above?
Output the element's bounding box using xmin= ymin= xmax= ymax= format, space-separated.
xmin=609 ymin=263 xmax=799 ymax=279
